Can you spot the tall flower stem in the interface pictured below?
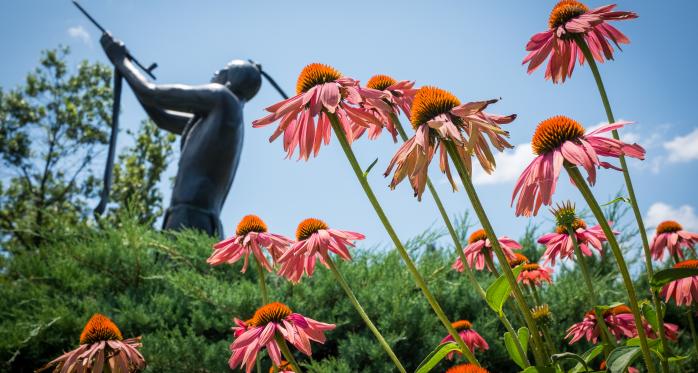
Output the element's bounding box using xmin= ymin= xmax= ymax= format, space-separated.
xmin=529 ymin=285 xmax=542 ymax=307
xmin=574 ymin=35 xmax=672 ymax=371
xmin=254 ymin=257 xmax=270 ymax=304
xmin=274 ymin=333 xmax=303 ymax=373
xmin=566 ymin=226 xmax=615 ymax=357
xmin=688 ymin=308 xmax=698 ymax=356
xmin=565 ymin=163 xmax=656 ymax=373
xmin=327 ymin=113 xmax=480 ymax=365
xmin=443 ymin=140 xmax=547 ymax=366
xmin=254 ymin=258 xmax=270 ymax=373
xmin=540 ymin=325 xmax=558 ymax=357
xmin=324 ymin=255 xmax=407 ymax=372
xmin=390 ymin=113 xmax=529 ymax=367
xmin=524 ymin=285 xmax=557 ymax=356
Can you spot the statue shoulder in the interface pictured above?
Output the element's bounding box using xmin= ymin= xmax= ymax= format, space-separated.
xmin=207 ymin=83 xmax=242 ymax=110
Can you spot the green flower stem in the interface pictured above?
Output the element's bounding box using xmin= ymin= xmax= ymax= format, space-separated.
xmin=254 ymin=258 xmax=270 ymax=373
xmin=541 ymin=325 xmax=558 ymax=356
xmin=325 ymin=255 xmax=407 ymax=372
xmin=390 ymin=113 xmax=529 ymax=367
xmin=574 ymin=35 xmax=672 ymax=372
xmin=523 ymin=285 xmax=556 ymax=357
xmin=529 ymin=284 xmax=542 ymax=307
xmin=443 ymin=140 xmax=547 ymax=366
xmin=254 ymin=257 xmax=270 ymax=304
xmin=688 ymin=308 xmax=698 ymax=357
xmin=525 ymin=285 xmax=559 ymax=357
xmin=564 ymin=163 xmax=656 ymax=373
xmin=274 ymin=333 xmax=303 ymax=373
xmin=566 ymin=226 xmax=616 ymax=357
xmin=327 ymin=113 xmax=480 ymax=366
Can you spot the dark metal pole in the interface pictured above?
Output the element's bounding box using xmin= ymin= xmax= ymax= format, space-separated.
xmin=94 ymin=70 xmax=122 ymax=215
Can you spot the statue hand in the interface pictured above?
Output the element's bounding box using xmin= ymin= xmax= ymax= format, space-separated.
xmin=100 ymin=33 xmax=128 ymax=64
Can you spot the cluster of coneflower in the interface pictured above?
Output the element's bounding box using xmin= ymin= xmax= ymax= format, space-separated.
xmin=39 ymin=1 xmax=698 ymax=372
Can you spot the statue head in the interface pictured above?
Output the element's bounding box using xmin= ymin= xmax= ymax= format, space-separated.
xmin=211 ymin=60 xmax=262 ymax=102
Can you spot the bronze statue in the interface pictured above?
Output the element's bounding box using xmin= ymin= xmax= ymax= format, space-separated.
xmin=100 ymin=33 xmax=261 ymax=238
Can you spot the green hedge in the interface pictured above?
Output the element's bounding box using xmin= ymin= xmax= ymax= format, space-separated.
xmin=1 ymin=217 xmax=696 ymax=372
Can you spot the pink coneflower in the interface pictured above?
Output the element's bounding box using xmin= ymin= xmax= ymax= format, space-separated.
xmin=565 ymin=305 xmax=637 ymax=344
xmin=523 ymin=1 xmax=637 ymax=83
xmin=276 ymin=218 xmax=365 ymax=283
xmin=661 ymin=260 xmax=698 ymax=307
xmin=384 ymin=86 xmax=516 ymax=200
xmin=643 ymin=320 xmax=680 ymax=342
xmin=252 ymin=63 xmax=383 ymax=160
xmin=452 ymin=229 xmax=521 ymax=272
xmin=538 ymin=219 xmax=614 ymax=266
xmin=229 ymin=302 xmax=335 ymax=373
xmin=37 ymin=313 xmax=145 ymax=373
xmin=440 ymin=320 xmax=489 ymax=360
xmin=208 ymin=215 xmax=292 ymax=272
xmin=518 ymin=263 xmax=553 ymax=287
xmin=353 ymin=75 xmax=417 ymax=142
xmin=512 ymin=116 xmax=645 ymax=216
xmin=650 ymin=220 xmax=698 ymax=261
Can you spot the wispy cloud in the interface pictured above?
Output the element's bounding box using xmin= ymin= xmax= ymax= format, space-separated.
xmin=67 ymin=25 xmax=91 ymax=46
xmin=472 ymin=143 xmax=535 ymax=185
xmin=664 ymin=128 xmax=698 ymax=163
xmin=645 ymin=202 xmax=698 ymax=231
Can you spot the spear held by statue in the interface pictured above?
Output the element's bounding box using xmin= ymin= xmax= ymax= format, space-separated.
xmin=72 ymin=0 xmax=158 ymax=215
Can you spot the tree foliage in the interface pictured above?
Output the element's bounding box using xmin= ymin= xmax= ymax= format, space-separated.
xmin=0 ymin=46 xmax=112 ymax=250
xmin=0 ymin=47 xmax=176 ymax=251
xmin=109 ymin=119 xmax=176 ymax=226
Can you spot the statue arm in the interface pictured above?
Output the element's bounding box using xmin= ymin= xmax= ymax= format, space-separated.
xmin=137 ymin=98 xmax=191 ymax=135
xmin=101 ymin=34 xmax=231 ymax=115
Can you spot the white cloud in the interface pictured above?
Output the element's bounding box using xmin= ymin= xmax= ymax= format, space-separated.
xmin=645 ymin=202 xmax=698 ymax=232
xmin=664 ymin=128 xmax=698 ymax=163
xmin=67 ymin=25 xmax=91 ymax=46
xmin=472 ymin=143 xmax=536 ymax=185
xmin=620 ymin=131 xmax=640 ymax=144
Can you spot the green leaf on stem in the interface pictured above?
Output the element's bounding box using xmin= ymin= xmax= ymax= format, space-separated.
xmin=594 ymin=302 xmax=626 ymax=312
xmin=485 ymin=265 xmax=524 ymax=316
xmin=521 ymin=366 xmax=556 ymax=373
xmin=602 ymin=196 xmax=630 ymax=206
xmin=650 ymin=267 xmax=698 ymax=290
xmin=640 ymin=302 xmax=660 ymax=337
xmin=551 ymin=352 xmax=591 ymax=372
xmin=668 ymin=353 xmax=691 ymax=365
xmin=517 ymin=327 xmax=529 ymax=356
xmin=362 ymin=158 xmax=379 ymax=178
xmin=626 ymin=336 xmax=661 ymax=349
xmin=569 ymin=345 xmax=604 ymax=373
xmin=415 ymin=342 xmax=460 ymax=373
xmin=504 ymin=327 xmax=529 ymax=369
xmin=606 ymin=346 xmax=641 ymax=373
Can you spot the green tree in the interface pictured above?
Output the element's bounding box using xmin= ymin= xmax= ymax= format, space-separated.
xmin=1 ymin=46 xmax=178 ymax=251
xmin=0 ymin=46 xmax=112 ymax=251
xmin=109 ymin=119 xmax=176 ymax=226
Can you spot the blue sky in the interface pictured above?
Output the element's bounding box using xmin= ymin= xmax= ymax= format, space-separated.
xmin=2 ymin=1 xmax=697 ymax=252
